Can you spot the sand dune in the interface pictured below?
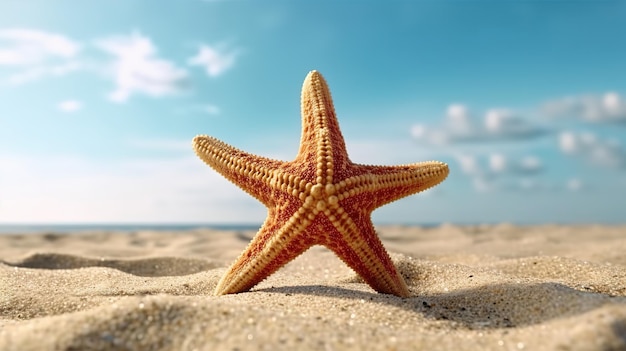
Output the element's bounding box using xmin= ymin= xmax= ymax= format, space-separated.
xmin=1 ymin=225 xmax=625 ymax=350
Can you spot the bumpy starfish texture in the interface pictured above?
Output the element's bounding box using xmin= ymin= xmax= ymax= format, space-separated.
xmin=193 ymin=71 xmax=449 ymax=297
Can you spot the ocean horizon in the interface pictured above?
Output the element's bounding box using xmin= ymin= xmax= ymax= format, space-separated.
xmin=0 ymin=222 xmax=454 ymax=234
xmin=2 ymin=221 xmax=619 ymax=234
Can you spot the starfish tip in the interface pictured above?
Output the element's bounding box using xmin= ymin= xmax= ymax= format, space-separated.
xmin=306 ymin=70 xmax=323 ymax=81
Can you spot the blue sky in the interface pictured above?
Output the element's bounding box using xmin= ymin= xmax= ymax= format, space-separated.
xmin=0 ymin=1 xmax=625 ymax=224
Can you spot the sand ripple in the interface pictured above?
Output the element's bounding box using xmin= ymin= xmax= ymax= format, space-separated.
xmin=1 ymin=225 xmax=625 ymax=350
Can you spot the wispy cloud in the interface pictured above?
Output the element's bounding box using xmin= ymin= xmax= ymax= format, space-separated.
xmin=95 ymin=31 xmax=190 ymax=102
xmin=7 ymin=61 xmax=83 ymax=85
xmin=472 ymin=176 xmax=564 ymax=193
xmin=456 ymin=153 xmax=543 ymax=178
xmin=0 ymin=28 xmax=82 ymax=85
xmin=411 ymin=104 xmax=546 ymax=145
xmin=489 ymin=153 xmax=542 ymax=175
xmin=188 ymin=44 xmax=239 ymax=77
xmin=559 ymin=131 xmax=626 ymax=169
xmin=0 ymin=28 xmax=80 ymax=65
xmin=175 ymin=103 xmax=221 ymax=116
xmin=202 ymin=104 xmax=220 ymax=115
xmin=543 ymin=92 xmax=626 ymax=124
xmin=566 ymin=178 xmax=583 ymax=192
xmin=57 ymin=99 xmax=82 ymax=112
xmin=1 ymin=28 xmax=239 ymax=105
xmin=455 ymin=153 xmax=545 ymax=192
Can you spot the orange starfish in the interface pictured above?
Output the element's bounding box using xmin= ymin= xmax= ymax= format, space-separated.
xmin=193 ymin=71 xmax=449 ymax=297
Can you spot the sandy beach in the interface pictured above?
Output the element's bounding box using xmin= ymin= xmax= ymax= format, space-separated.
xmin=1 ymin=224 xmax=625 ymax=350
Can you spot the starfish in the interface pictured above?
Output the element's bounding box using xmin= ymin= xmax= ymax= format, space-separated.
xmin=193 ymin=70 xmax=449 ymax=297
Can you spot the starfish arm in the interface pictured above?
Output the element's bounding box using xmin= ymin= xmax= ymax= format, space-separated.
xmin=338 ymin=161 xmax=449 ymax=210
xmin=323 ymin=213 xmax=410 ymax=297
xmin=296 ymin=71 xmax=350 ymax=182
xmin=193 ymin=135 xmax=291 ymax=205
xmin=214 ymin=206 xmax=314 ymax=295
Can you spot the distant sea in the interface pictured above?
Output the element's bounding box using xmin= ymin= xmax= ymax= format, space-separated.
xmin=0 ymin=223 xmax=443 ymax=234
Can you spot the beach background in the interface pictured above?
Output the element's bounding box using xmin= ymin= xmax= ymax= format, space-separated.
xmin=1 ymin=225 xmax=625 ymax=350
xmin=1 ymin=1 xmax=626 ymax=350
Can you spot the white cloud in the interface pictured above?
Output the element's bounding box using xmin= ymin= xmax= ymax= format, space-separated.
xmin=485 ymin=109 xmax=537 ymax=136
xmin=543 ymin=92 xmax=626 ymax=123
xmin=201 ymin=104 xmax=220 ymax=115
xmin=0 ymin=28 xmax=82 ymax=85
xmin=472 ymin=177 xmax=494 ymax=193
xmin=7 ymin=61 xmax=84 ymax=85
xmin=456 ymin=154 xmax=481 ymax=176
xmin=518 ymin=156 xmax=542 ymax=173
xmin=489 ymin=153 xmax=506 ymax=173
xmin=472 ymin=176 xmax=559 ymax=193
xmin=456 ymin=153 xmax=543 ymax=178
xmin=175 ymin=103 xmax=221 ymax=116
xmin=558 ymin=131 xmax=626 ymax=169
xmin=0 ymin=29 xmax=238 ymax=104
xmin=57 ymin=99 xmax=82 ymax=112
xmin=411 ymin=104 xmax=546 ymax=145
xmin=202 ymin=104 xmax=220 ymax=115
xmin=455 ymin=153 xmax=544 ymax=192
xmin=0 ymin=154 xmax=262 ymax=223
xmin=0 ymin=28 xmax=80 ymax=65
xmin=188 ymin=44 xmax=238 ymax=77
xmin=566 ymin=178 xmax=583 ymax=192
xmin=96 ymin=31 xmax=189 ymax=102
xmin=492 ymin=154 xmax=542 ymax=175
xmin=559 ymin=132 xmax=577 ymax=153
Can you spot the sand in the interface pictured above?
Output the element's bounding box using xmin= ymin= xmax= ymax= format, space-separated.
xmin=1 ymin=224 xmax=625 ymax=350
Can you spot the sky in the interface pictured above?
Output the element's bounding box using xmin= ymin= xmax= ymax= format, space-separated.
xmin=0 ymin=1 xmax=625 ymax=225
